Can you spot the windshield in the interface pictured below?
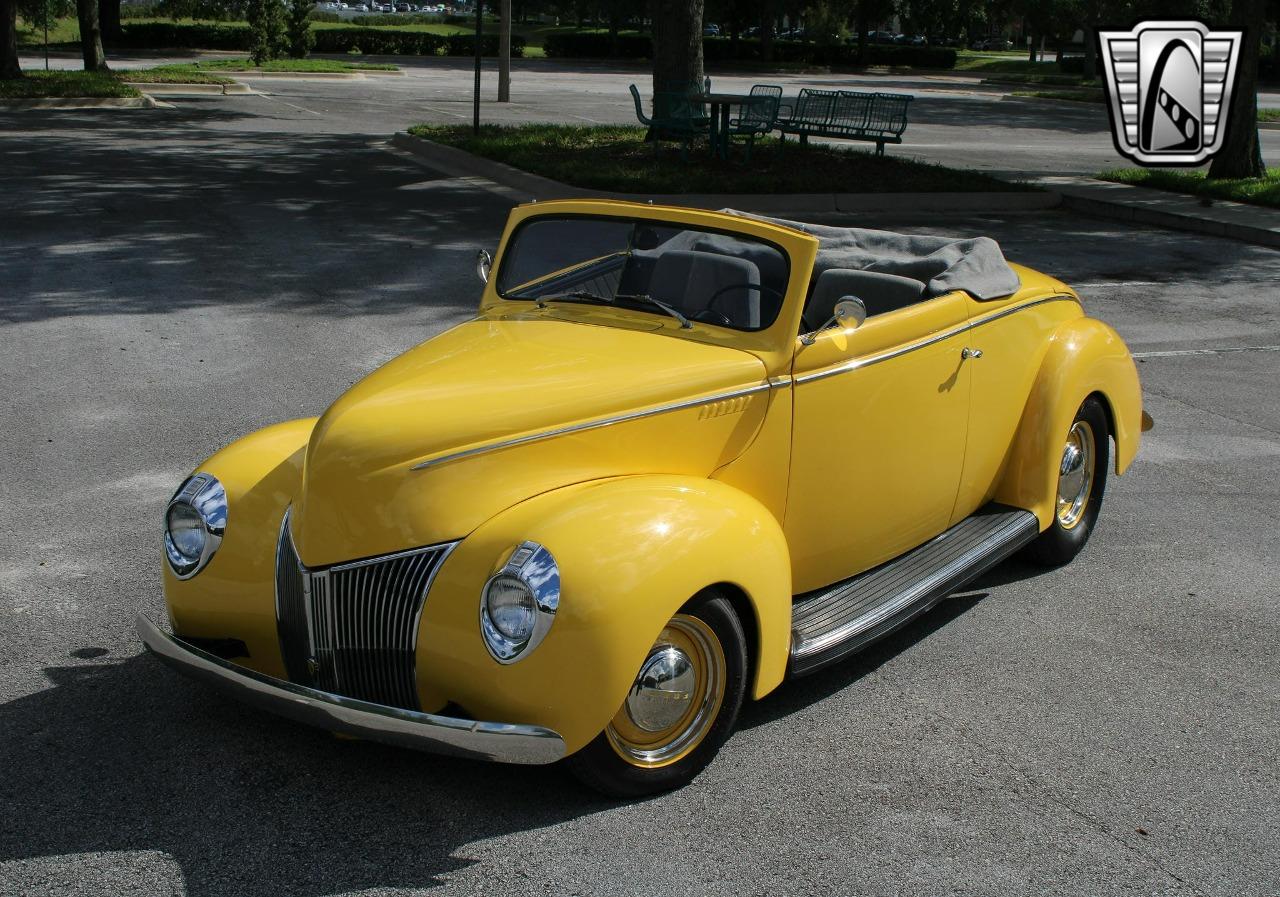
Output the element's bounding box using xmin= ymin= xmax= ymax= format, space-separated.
xmin=496 ymin=216 xmax=790 ymax=332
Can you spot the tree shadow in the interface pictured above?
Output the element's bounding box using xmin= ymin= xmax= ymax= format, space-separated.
xmin=0 ymin=103 xmax=510 ymax=326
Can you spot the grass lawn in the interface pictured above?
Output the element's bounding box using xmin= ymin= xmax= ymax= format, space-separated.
xmin=1012 ymin=88 xmax=1104 ymax=103
xmin=0 ymin=70 xmax=141 ymax=99
xmin=147 ymin=57 xmax=397 ymax=74
xmin=1260 ymin=109 xmax=1280 ymax=123
xmin=15 ymin=15 xmax=81 ymax=47
xmin=409 ymin=124 xmax=1030 ymax=194
xmin=1097 ymin=167 xmax=1280 ymax=210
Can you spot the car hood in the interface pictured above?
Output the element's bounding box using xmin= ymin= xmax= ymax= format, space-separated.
xmin=291 ymin=316 xmax=770 ymax=566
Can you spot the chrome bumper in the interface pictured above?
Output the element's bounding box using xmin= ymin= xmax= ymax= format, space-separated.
xmin=136 ymin=614 xmax=566 ymax=765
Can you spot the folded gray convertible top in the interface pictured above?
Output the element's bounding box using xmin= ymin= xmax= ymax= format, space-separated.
xmin=724 ymin=211 xmax=1022 ymax=301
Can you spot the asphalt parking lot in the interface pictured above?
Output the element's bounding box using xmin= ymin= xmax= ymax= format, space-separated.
xmin=1 ymin=99 xmax=1278 ymax=897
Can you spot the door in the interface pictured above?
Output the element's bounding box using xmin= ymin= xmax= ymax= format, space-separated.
xmin=784 ymin=293 xmax=972 ymax=594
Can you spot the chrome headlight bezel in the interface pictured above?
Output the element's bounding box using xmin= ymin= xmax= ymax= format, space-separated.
xmin=164 ymin=473 xmax=227 ymax=580
xmin=480 ymin=541 xmax=559 ymax=664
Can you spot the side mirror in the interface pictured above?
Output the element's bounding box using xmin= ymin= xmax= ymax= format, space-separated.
xmin=800 ymin=296 xmax=867 ymax=345
xmin=476 ymin=249 xmax=492 ymax=284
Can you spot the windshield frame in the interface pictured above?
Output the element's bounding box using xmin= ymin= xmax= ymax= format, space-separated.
xmin=492 ymin=212 xmax=793 ymax=334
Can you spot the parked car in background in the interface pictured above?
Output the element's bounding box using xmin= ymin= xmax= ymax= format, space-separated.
xmin=141 ymin=200 xmax=1147 ymax=796
xmin=703 ymin=23 xmax=721 ymax=37
xmin=896 ymin=33 xmax=927 ymax=46
xmin=973 ymin=36 xmax=1014 ymax=50
xmin=866 ymin=30 xmax=898 ymax=44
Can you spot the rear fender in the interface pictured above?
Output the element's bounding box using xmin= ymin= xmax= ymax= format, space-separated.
xmin=995 ymin=317 xmax=1142 ymax=528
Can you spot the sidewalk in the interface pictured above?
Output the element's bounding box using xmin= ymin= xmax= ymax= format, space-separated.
xmin=1041 ymin=176 xmax=1280 ymax=250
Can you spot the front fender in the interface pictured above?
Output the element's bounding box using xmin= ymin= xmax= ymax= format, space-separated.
xmin=163 ymin=418 xmax=317 ymax=678
xmin=415 ymin=475 xmax=792 ymax=755
xmin=995 ymin=317 xmax=1143 ymax=528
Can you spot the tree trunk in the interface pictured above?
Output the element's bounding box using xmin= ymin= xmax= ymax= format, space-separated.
xmin=651 ymin=0 xmax=703 ymax=96
xmin=1082 ymin=23 xmax=1096 ymax=80
xmin=760 ymin=2 xmax=773 ymax=63
xmin=854 ymin=0 xmax=867 ymax=65
xmin=1207 ymin=0 xmax=1265 ymax=179
xmin=1027 ymin=32 xmax=1036 ymax=62
xmin=1 ymin=0 xmax=19 ymax=80
xmin=100 ymin=0 xmax=120 ymax=43
xmin=77 ymin=0 xmax=107 ymax=71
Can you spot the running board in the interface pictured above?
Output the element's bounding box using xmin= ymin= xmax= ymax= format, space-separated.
xmin=789 ymin=504 xmax=1039 ymax=677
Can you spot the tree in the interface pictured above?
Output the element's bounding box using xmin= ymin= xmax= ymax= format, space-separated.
xmin=2 ymin=0 xmax=18 ymax=79
xmin=1208 ymin=0 xmax=1265 ymax=178
xmin=651 ymin=0 xmax=704 ymax=96
xmin=285 ymin=0 xmax=314 ymax=57
xmin=247 ymin=0 xmax=285 ymax=64
xmin=76 ymin=0 xmax=108 ymax=70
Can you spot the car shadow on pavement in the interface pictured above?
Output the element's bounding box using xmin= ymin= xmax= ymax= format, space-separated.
xmin=740 ymin=555 xmax=1056 ymax=729
xmin=0 ymin=651 xmax=598 ymax=896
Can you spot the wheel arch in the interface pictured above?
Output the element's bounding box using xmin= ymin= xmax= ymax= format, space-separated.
xmin=416 ymin=474 xmax=794 ymax=754
xmin=993 ymin=317 xmax=1143 ymax=530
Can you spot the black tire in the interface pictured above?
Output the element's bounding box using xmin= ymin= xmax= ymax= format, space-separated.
xmin=566 ymin=588 xmax=747 ymax=798
xmin=1024 ymin=395 xmax=1110 ymax=567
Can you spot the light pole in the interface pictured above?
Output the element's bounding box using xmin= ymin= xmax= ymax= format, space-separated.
xmin=498 ymin=0 xmax=510 ymax=102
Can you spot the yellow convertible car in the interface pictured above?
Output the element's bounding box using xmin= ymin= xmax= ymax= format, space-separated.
xmin=141 ymin=200 xmax=1147 ymax=796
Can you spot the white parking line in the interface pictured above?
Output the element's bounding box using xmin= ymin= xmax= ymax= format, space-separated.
xmin=1131 ymin=346 xmax=1280 ymax=358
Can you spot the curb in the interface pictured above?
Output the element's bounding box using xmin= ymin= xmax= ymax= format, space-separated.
xmin=123 ymin=81 xmax=250 ymax=95
xmin=388 ymin=132 xmax=1061 ymax=213
xmin=1259 ymin=120 xmax=1280 ymax=131
xmin=1000 ymin=93 xmax=1104 ymax=108
xmin=1041 ymin=177 xmax=1280 ymax=250
xmin=0 ymin=95 xmax=158 ymax=109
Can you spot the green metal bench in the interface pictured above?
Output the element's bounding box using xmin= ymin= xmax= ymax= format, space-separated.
xmin=775 ymin=88 xmax=913 ymax=156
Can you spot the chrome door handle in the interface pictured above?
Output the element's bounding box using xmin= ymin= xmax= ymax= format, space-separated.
xmin=962 ymin=347 xmax=983 ymax=360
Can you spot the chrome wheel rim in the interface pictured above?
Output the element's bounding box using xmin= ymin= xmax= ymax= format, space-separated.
xmin=1056 ymin=420 xmax=1096 ymax=530
xmin=606 ymin=614 xmax=726 ymax=769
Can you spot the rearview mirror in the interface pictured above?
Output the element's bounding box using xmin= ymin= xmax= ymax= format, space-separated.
xmin=476 ymin=249 xmax=492 ymax=284
xmin=800 ymin=296 xmax=867 ymax=345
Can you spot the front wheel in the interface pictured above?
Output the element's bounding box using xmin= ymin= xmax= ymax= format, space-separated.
xmin=1024 ymin=395 xmax=1110 ymax=567
xmin=566 ymin=588 xmax=747 ymax=798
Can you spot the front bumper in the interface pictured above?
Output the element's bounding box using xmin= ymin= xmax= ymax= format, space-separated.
xmin=136 ymin=614 xmax=566 ymax=765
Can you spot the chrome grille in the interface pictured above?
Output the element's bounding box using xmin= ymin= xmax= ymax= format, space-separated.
xmin=274 ymin=511 xmax=455 ymax=710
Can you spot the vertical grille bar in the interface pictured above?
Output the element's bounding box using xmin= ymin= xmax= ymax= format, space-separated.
xmin=274 ymin=511 xmax=311 ymax=683
xmin=274 ymin=513 xmax=454 ymax=712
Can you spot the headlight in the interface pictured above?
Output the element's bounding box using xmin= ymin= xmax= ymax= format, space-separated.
xmin=164 ymin=473 xmax=227 ymax=579
xmin=480 ymin=541 xmax=559 ymax=663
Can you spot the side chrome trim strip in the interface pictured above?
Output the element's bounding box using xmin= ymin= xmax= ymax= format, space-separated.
xmin=410 ymin=380 xmax=783 ymax=471
xmin=138 ymin=613 xmax=566 ymax=765
xmin=794 ymin=294 xmax=1078 ymax=386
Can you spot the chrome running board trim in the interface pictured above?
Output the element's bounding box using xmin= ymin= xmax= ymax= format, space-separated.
xmin=788 ymin=503 xmax=1039 ymax=677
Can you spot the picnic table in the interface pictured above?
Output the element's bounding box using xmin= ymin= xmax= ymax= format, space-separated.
xmin=692 ymin=91 xmax=757 ymax=160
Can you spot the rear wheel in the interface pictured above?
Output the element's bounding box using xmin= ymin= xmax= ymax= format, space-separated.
xmin=566 ymin=588 xmax=747 ymax=798
xmin=1025 ymin=396 xmax=1110 ymax=566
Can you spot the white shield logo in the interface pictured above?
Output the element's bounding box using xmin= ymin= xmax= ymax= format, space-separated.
xmin=1098 ymin=20 xmax=1244 ymax=166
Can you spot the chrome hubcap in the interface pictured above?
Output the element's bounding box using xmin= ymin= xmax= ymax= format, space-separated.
xmin=607 ymin=614 xmax=726 ymax=769
xmin=1056 ymin=420 xmax=1095 ymax=530
xmin=625 ymin=647 xmax=696 ymax=732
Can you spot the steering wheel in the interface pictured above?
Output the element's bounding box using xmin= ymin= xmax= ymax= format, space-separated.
xmin=704 ymin=282 xmax=785 ymax=326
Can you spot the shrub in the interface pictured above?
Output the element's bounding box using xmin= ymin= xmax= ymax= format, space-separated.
xmin=286 ymin=0 xmax=314 ymax=57
xmin=116 ymin=21 xmax=253 ymax=49
xmin=544 ymin=32 xmax=955 ymax=68
xmin=543 ymin=32 xmax=652 ymax=59
xmin=1058 ymin=54 xmax=1085 ymax=74
xmin=307 ymin=10 xmax=341 ymax=22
